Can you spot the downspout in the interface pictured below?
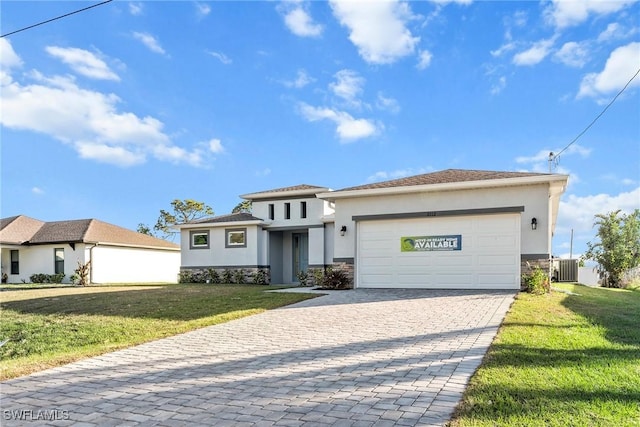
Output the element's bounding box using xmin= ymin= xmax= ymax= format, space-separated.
xmin=88 ymin=244 xmax=98 ymax=284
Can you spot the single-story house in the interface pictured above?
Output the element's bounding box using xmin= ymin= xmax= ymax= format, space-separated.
xmin=176 ymin=169 xmax=569 ymax=289
xmin=0 ymin=215 xmax=180 ymax=284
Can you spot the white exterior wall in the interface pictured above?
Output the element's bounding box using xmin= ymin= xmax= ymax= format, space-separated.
xmin=91 ymin=245 xmax=179 ymax=283
xmin=324 ymin=223 xmax=335 ymax=265
xmin=1 ymin=244 xmax=85 ymax=283
xmin=252 ymin=198 xmax=332 ymax=227
xmin=308 ymin=227 xmax=325 ymax=266
xmin=333 ymin=183 xmax=551 ymax=261
xmin=181 ymin=225 xmax=260 ymax=267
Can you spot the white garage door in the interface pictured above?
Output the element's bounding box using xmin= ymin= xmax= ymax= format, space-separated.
xmin=357 ymin=213 xmax=521 ymax=289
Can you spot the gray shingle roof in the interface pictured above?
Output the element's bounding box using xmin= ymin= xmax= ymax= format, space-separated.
xmin=241 ymin=184 xmax=330 ymax=200
xmin=0 ymin=215 xmax=178 ymax=249
xmin=188 ymin=213 xmax=263 ymax=224
xmin=337 ymin=169 xmax=551 ymax=192
xmin=0 ymin=215 xmax=46 ymax=245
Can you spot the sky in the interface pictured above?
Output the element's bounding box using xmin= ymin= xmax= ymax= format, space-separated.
xmin=1 ymin=0 xmax=639 ymax=260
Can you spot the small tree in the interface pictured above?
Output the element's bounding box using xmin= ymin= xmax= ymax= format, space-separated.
xmin=232 ymin=200 xmax=252 ymax=213
xmin=584 ymin=209 xmax=640 ymax=288
xmin=71 ymin=261 xmax=91 ymax=286
xmin=154 ymin=199 xmax=214 ymax=240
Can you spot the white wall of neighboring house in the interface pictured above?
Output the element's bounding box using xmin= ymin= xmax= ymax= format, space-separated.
xmin=332 ymin=183 xmax=553 ymax=261
xmin=91 ymin=245 xmax=179 ymax=283
xmin=1 ymin=244 xmax=85 ymax=283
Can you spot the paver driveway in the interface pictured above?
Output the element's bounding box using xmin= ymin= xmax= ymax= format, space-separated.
xmin=1 ymin=289 xmax=515 ymax=427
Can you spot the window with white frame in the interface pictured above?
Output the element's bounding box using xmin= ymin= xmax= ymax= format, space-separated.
xmin=225 ymin=228 xmax=247 ymax=248
xmin=54 ymin=248 xmax=64 ymax=274
xmin=190 ymin=230 xmax=210 ymax=249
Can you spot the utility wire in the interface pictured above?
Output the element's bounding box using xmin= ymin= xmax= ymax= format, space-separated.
xmin=1 ymin=0 xmax=113 ymax=38
xmin=552 ymin=66 xmax=640 ymax=161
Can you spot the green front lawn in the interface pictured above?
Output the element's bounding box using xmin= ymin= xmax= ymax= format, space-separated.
xmin=0 ymin=284 xmax=317 ymax=380
xmin=449 ymin=283 xmax=640 ymax=426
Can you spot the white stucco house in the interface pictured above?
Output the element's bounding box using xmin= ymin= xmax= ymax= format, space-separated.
xmin=176 ymin=169 xmax=568 ymax=289
xmin=0 ymin=215 xmax=180 ymax=284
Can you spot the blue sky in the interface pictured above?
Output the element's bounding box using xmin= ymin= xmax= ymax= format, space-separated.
xmin=1 ymin=0 xmax=639 ymax=259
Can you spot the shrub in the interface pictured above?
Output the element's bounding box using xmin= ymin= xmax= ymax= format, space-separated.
xmin=29 ymin=273 xmax=49 ymax=284
xmin=207 ymin=268 xmax=221 ymax=284
xmin=522 ymin=266 xmax=550 ymax=295
xmin=320 ymin=267 xmax=352 ymax=290
xmin=50 ymin=273 xmax=65 ymax=284
xmin=178 ymin=270 xmax=193 ymax=283
xmin=222 ymin=269 xmax=234 ymax=284
xmin=312 ymin=268 xmax=324 ymax=287
xmin=296 ymin=270 xmax=309 ymax=287
xmin=253 ymin=269 xmax=268 ymax=285
xmin=233 ymin=269 xmax=246 ymax=284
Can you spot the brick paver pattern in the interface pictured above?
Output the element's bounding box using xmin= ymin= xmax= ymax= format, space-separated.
xmin=1 ymin=289 xmax=515 ymax=426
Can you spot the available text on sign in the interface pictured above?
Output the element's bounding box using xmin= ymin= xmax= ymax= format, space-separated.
xmin=401 ymin=235 xmax=462 ymax=252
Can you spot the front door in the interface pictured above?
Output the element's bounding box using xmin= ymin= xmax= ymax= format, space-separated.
xmin=292 ymin=233 xmax=309 ymax=281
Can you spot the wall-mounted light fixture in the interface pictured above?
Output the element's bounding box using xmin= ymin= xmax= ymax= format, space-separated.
xmin=531 ymin=217 xmax=538 ymax=231
xmin=340 ymin=225 xmax=347 ymax=236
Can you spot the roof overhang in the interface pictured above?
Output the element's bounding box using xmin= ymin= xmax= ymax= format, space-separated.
xmin=241 ymin=188 xmax=330 ymax=200
xmin=317 ymin=174 xmax=569 ymax=201
xmin=174 ymin=220 xmax=265 ymax=230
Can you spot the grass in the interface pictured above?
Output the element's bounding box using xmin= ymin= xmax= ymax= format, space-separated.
xmin=0 ymin=284 xmax=318 ymax=380
xmin=449 ymin=283 xmax=640 ymax=427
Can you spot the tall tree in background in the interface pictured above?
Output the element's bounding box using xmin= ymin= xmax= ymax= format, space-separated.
xmin=583 ymin=209 xmax=640 ymax=288
xmin=232 ymin=200 xmax=252 ymax=213
xmin=138 ymin=199 xmax=214 ymax=240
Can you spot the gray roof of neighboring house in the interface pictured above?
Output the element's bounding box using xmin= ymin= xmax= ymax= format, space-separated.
xmin=0 ymin=215 xmax=179 ymax=249
xmin=241 ymin=184 xmax=330 ymax=200
xmin=336 ymin=169 xmax=552 ymax=192
xmin=188 ymin=213 xmax=263 ymax=224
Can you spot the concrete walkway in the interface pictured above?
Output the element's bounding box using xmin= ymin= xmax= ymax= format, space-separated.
xmin=1 ymin=289 xmax=515 ymax=426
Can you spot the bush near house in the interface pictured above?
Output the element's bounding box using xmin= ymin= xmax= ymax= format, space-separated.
xmin=522 ymin=266 xmax=550 ymax=295
xmin=29 ymin=273 xmax=65 ymax=284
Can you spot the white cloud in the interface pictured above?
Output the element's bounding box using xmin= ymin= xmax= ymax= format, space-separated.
xmin=330 ymin=69 xmax=365 ymax=107
xmin=128 ymin=2 xmax=142 ymax=15
xmin=208 ymin=138 xmax=224 ymax=153
xmin=282 ymin=69 xmax=315 ymax=88
xmin=513 ymin=38 xmax=555 ymax=66
xmin=490 ymin=76 xmax=507 ymax=95
xmin=45 ymin=46 xmax=120 ymax=81
xmin=255 ymin=168 xmax=271 ymax=177
xmin=557 ymin=187 xmax=640 ymax=235
xmin=0 ymin=40 xmax=209 ymax=168
xmin=280 ymin=2 xmax=323 ymax=37
xmin=554 ymin=41 xmax=589 ymax=68
xmin=545 ymin=0 xmax=635 ymax=29
xmin=31 ymin=187 xmax=44 ymax=195
xmin=376 ymin=92 xmax=400 ymax=114
xmin=516 ymin=144 xmax=591 ymax=165
xmin=578 ymin=42 xmax=640 ymax=99
xmin=491 ymin=42 xmax=516 ymax=58
xmin=0 ymin=38 xmax=23 ymax=70
xmin=132 ymin=32 xmax=166 ymax=55
xmin=329 ymin=0 xmax=419 ymax=64
xmin=416 ymin=50 xmax=433 ymax=70
xmin=298 ymin=103 xmax=379 ymax=142
xmin=207 ymin=50 xmax=232 ymax=65
xmin=196 ymin=2 xmax=211 ymax=17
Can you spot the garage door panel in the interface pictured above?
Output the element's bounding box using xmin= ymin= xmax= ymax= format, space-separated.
xmin=357 ymin=213 xmax=520 ymax=289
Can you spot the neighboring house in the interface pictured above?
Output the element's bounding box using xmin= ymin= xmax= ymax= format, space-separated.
xmin=176 ymin=169 xmax=569 ymax=290
xmin=0 ymin=215 xmax=180 ymax=284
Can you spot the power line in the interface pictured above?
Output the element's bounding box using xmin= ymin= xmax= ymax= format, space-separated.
xmin=1 ymin=0 xmax=113 ymax=38
xmin=551 ymin=66 xmax=640 ymax=163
